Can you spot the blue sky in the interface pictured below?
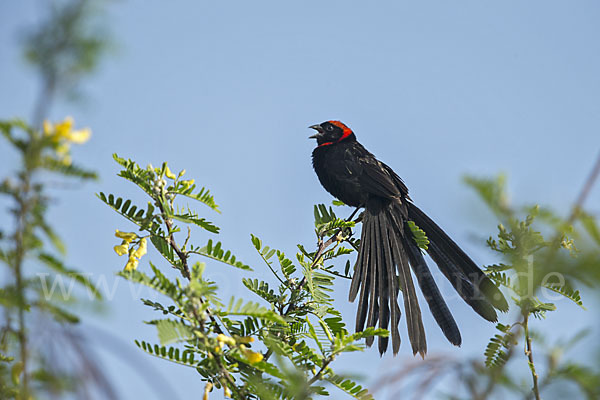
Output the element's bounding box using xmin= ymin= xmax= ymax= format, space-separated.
xmin=1 ymin=1 xmax=599 ymax=399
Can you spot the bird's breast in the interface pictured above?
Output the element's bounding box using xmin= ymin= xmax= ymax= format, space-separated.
xmin=312 ymin=146 xmax=366 ymax=207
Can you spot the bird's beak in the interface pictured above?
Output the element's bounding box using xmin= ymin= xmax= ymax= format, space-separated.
xmin=308 ymin=124 xmax=323 ymax=139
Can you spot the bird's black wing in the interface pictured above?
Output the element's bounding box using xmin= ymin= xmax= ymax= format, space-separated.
xmin=347 ymin=146 xmax=408 ymax=201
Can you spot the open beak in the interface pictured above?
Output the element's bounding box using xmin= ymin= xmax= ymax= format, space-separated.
xmin=308 ymin=124 xmax=323 ymax=139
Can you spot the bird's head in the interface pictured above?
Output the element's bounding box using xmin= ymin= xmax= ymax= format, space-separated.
xmin=309 ymin=121 xmax=355 ymax=147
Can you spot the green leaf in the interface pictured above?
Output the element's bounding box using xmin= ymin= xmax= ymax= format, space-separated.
xmin=542 ymin=283 xmax=585 ymax=308
xmin=463 ymin=174 xmax=510 ymax=217
xmin=35 ymin=300 xmax=79 ymax=323
xmin=218 ymin=297 xmax=285 ymax=324
xmin=119 ymin=263 xmax=180 ymax=301
xmin=242 ymin=278 xmax=279 ymax=303
xmin=169 ymin=208 xmax=219 ymax=234
xmin=37 ymin=252 xmax=101 ymax=299
xmin=251 ymin=234 xmax=286 ymax=284
xmin=301 ymin=260 xmax=334 ymax=305
xmin=156 ymin=319 xmax=195 ymax=345
xmin=326 ymin=372 xmax=373 ymax=400
xmin=484 ymin=323 xmax=516 ymax=368
xmin=407 ymin=221 xmax=429 ymax=251
xmin=277 ymin=250 xmax=296 ymax=278
xmin=38 ymin=221 xmax=66 ymax=256
xmin=134 ymin=340 xmax=198 ymax=367
xmin=98 ymin=192 xmax=160 ymax=232
xmin=177 ymin=186 xmax=220 ymax=213
xmin=579 ymin=210 xmax=600 ymax=246
xmin=346 ymin=327 xmax=389 ymax=342
xmin=195 ymin=239 xmax=251 ymax=270
xmin=40 ymin=156 xmax=97 ymax=179
xmin=149 ymin=235 xmax=179 ymax=267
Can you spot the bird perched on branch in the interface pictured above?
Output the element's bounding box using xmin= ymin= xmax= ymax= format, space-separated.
xmin=309 ymin=120 xmax=507 ymax=356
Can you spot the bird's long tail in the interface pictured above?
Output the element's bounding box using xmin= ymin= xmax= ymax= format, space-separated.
xmin=349 ymin=199 xmax=507 ymax=356
xmin=407 ymin=203 xmax=509 ymax=316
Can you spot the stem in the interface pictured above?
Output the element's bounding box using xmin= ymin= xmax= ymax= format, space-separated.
xmin=156 ymin=204 xmax=247 ymax=397
xmin=31 ymin=75 xmax=56 ymax=130
xmin=566 ymin=150 xmax=600 ymax=225
xmin=156 ymin=200 xmax=228 ymax=336
xmin=162 ymin=212 xmax=191 ymax=279
xmin=13 ymin=173 xmax=32 ymax=395
xmin=307 ymin=356 xmax=334 ymax=385
xmin=523 ymin=313 xmax=541 ymax=400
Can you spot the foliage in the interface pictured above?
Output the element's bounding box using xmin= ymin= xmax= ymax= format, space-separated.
xmin=101 ymin=155 xmax=387 ymax=399
xmin=0 ymin=1 xmax=113 ymax=398
xmin=376 ymin=174 xmax=600 ymax=400
xmin=23 ymin=0 xmax=110 ymax=121
xmin=0 ymin=116 xmax=102 ymax=398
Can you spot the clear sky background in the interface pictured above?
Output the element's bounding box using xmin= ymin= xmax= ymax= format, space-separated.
xmin=1 ymin=1 xmax=599 ymax=399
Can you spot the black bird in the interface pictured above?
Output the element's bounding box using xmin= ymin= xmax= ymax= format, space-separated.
xmin=309 ymin=120 xmax=507 ymax=356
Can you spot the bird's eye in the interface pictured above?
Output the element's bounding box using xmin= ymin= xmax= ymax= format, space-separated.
xmin=326 ymin=125 xmax=334 ymax=131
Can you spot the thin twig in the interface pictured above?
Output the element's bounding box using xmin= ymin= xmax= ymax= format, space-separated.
xmin=14 ymin=175 xmax=31 ymax=396
xmin=157 ymin=201 xmax=226 ymax=335
xmin=566 ymin=149 xmax=600 ymax=225
xmin=157 ymin=202 xmax=248 ymax=397
xmin=159 ymin=204 xmax=191 ymax=279
xmin=307 ymin=356 xmax=334 ymax=385
xmin=523 ymin=313 xmax=541 ymax=400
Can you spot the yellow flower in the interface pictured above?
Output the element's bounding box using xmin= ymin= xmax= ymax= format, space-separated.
xmin=115 ymin=230 xmax=137 ymax=243
xmin=182 ymin=179 xmax=195 ymax=187
xmin=66 ymin=127 xmax=91 ymax=144
xmin=245 ymin=350 xmax=263 ymax=364
xmin=124 ymin=256 xmax=139 ymax=271
xmin=241 ymin=346 xmax=263 ymax=364
xmin=114 ymin=242 xmax=129 ymax=256
xmin=238 ymin=336 xmax=254 ymax=344
xmin=203 ymin=382 xmax=213 ymax=400
xmin=43 ymin=116 xmax=91 ymax=144
xmin=217 ymin=334 xmax=235 ymax=347
xmin=223 ymin=386 xmax=231 ymax=398
xmin=54 ymin=116 xmax=74 ymax=138
xmin=165 ymin=166 xmax=176 ymax=180
xmin=115 ymin=234 xmax=147 ymax=272
xmin=133 ymin=237 xmax=147 ymax=259
xmin=43 ymin=120 xmax=53 ymax=136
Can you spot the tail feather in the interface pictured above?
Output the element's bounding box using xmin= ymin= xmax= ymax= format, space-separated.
xmin=375 ymin=217 xmax=391 ymax=354
xmin=365 ymin=216 xmax=380 ymax=347
xmin=401 ymin=223 xmax=462 ymax=346
xmin=349 ymin=225 xmax=366 ymax=303
xmin=407 ymin=203 xmax=508 ymax=312
xmin=354 ymin=215 xmax=372 ymax=333
xmin=382 ymin=221 xmax=401 ymax=354
xmin=428 ymin=240 xmax=498 ymax=322
xmin=349 ymin=199 xmax=504 ymax=355
xmin=388 ymin=224 xmax=427 ymax=356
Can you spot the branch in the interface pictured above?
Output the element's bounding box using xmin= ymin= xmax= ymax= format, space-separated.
xmin=156 ymin=201 xmax=226 ymax=336
xmin=307 ymin=356 xmax=334 ymax=386
xmin=523 ymin=313 xmax=541 ymax=400
xmin=567 ymin=149 xmax=600 ymax=225
xmin=158 ymin=201 xmax=191 ymax=279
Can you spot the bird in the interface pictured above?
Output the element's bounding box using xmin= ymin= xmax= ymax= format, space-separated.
xmin=309 ymin=120 xmax=508 ymax=356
